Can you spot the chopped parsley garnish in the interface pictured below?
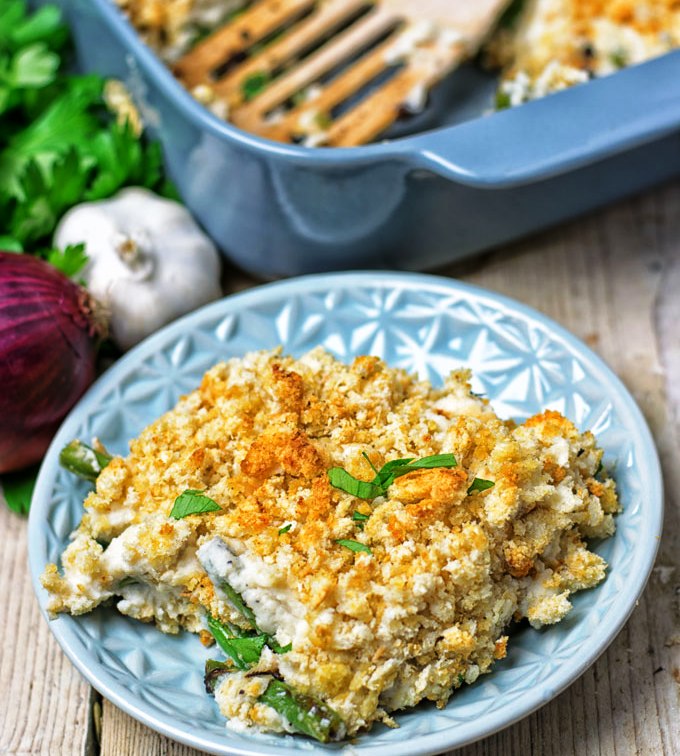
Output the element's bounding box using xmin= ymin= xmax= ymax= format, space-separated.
xmin=595 ymin=461 xmax=603 ymax=476
xmin=336 ymin=538 xmax=372 ymax=555
xmin=610 ymin=49 xmax=628 ymax=69
xmin=328 ymin=467 xmax=382 ymax=500
xmin=241 ymin=71 xmax=270 ymax=101
xmin=328 ymin=453 xmax=457 ymax=501
xmin=352 ymin=511 xmax=370 ymax=530
xmin=495 ymin=90 xmax=512 ymax=111
xmin=278 ymin=523 xmax=292 ymax=535
xmin=467 ymin=478 xmax=495 ymax=495
xmin=315 ymin=111 xmax=332 ymax=130
xmin=170 ymin=489 xmax=221 ymax=519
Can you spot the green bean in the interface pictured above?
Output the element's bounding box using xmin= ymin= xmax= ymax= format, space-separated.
xmin=59 ymin=440 xmax=112 ymax=482
xmin=221 ymin=581 xmax=258 ymax=627
xmin=258 ymin=678 xmax=345 ymax=743
xmin=218 ymin=584 xmax=291 ymax=654
xmin=204 ymin=659 xmax=232 ymax=694
xmin=207 ymin=614 xmax=267 ymax=670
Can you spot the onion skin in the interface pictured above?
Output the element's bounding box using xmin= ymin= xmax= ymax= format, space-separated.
xmin=0 ymin=253 xmax=101 ymax=474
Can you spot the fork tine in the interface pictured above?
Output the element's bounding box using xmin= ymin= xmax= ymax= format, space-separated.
xmin=231 ymin=6 xmax=398 ymax=131
xmin=255 ymin=31 xmax=403 ymax=142
xmin=174 ymin=0 xmax=315 ymax=88
xmin=326 ymin=39 xmax=467 ymax=146
xmin=211 ymin=0 xmax=374 ymax=109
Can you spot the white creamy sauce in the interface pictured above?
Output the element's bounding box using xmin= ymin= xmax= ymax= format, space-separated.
xmin=547 ymin=436 xmax=570 ymax=467
xmin=104 ymin=505 xmax=135 ymax=530
xmin=167 ymin=547 xmax=202 ymax=584
xmin=198 ymin=537 xmax=309 ymax=646
xmin=402 ymin=82 xmax=428 ymax=114
xmin=433 ymin=393 xmax=484 ymax=417
xmin=63 ymin=568 xmax=112 ymax=604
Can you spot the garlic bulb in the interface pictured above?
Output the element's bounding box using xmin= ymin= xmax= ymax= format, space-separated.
xmin=54 ymin=187 xmax=222 ymax=350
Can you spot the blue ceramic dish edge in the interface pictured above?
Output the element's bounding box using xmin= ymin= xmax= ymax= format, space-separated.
xmin=47 ymin=0 xmax=680 ymax=187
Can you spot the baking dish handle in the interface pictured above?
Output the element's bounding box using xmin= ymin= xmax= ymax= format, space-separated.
xmin=401 ymin=51 xmax=680 ymax=188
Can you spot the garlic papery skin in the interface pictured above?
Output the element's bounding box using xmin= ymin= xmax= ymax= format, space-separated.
xmin=54 ymin=187 xmax=223 ymax=350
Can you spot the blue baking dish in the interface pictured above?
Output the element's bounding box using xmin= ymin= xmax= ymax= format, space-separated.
xmin=40 ymin=0 xmax=680 ymax=277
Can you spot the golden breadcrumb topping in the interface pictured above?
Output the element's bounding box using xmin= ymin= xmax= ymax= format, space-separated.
xmin=491 ymin=0 xmax=680 ymax=105
xmin=42 ymin=348 xmax=618 ymax=736
xmin=115 ymin=0 xmax=246 ymax=60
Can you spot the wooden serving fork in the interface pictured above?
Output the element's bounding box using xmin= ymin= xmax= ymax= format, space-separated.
xmin=174 ymin=0 xmax=509 ymax=147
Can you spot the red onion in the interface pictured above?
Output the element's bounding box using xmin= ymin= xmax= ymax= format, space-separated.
xmin=0 ymin=252 xmax=105 ymax=473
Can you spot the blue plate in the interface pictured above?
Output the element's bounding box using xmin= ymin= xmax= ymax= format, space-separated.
xmin=28 ymin=272 xmax=663 ymax=755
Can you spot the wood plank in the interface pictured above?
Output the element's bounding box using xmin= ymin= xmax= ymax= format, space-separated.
xmin=99 ymin=699 xmax=197 ymax=756
xmin=0 ymin=505 xmax=92 ymax=755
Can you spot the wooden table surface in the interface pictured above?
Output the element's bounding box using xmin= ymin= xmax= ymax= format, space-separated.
xmin=2 ymin=182 xmax=679 ymax=756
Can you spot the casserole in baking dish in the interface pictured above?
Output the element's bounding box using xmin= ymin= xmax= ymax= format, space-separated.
xmin=38 ymin=0 xmax=680 ymax=276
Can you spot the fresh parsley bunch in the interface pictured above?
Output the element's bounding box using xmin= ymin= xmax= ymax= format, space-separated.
xmin=0 ymin=1 xmax=173 ymax=273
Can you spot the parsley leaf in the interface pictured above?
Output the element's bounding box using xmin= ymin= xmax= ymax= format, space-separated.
xmin=8 ymin=43 xmax=59 ymax=88
xmin=0 ymin=235 xmax=22 ymax=251
xmin=352 ymin=510 xmax=370 ymax=531
xmin=46 ymin=242 xmax=88 ymax=277
xmin=328 ymin=467 xmax=383 ymax=499
xmin=1 ymin=465 xmax=38 ymax=515
xmin=85 ymin=120 xmax=164 ymax=201
xmin=241 ymin=71 xmax=270 ymax=102
xmin=495 ymin=90 xmax=512 ymax=111
xmin=329 ymin=453 xmax=458 ymax=500
xmin=1 ymin=2 xmax=65 ymax=46
xmin=0 ymin=3 xmax=173 ymax=262
xmin=336 ymin=538 xmax=372 ymax=555
xmin=610 ymin=49 xmax=628 ymax=69
xmin=467 ymin=478 xmax=495 ymax=494
xmin=170 ymin=489 xmax=221 ymax=519
xmin=278 ymin=523 xmax=292 ymax=535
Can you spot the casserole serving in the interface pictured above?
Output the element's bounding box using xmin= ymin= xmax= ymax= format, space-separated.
xmin=37 ymin=0 xmax=680 ymax=276
xmin=28 ymin=273 xmax=663 ymax=754
xmin=41 ymin=347 xmax=618 ymax=740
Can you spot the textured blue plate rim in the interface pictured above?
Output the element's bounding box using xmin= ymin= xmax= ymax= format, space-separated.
xmin=28 ymin=271 xmax=664 ymax=756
